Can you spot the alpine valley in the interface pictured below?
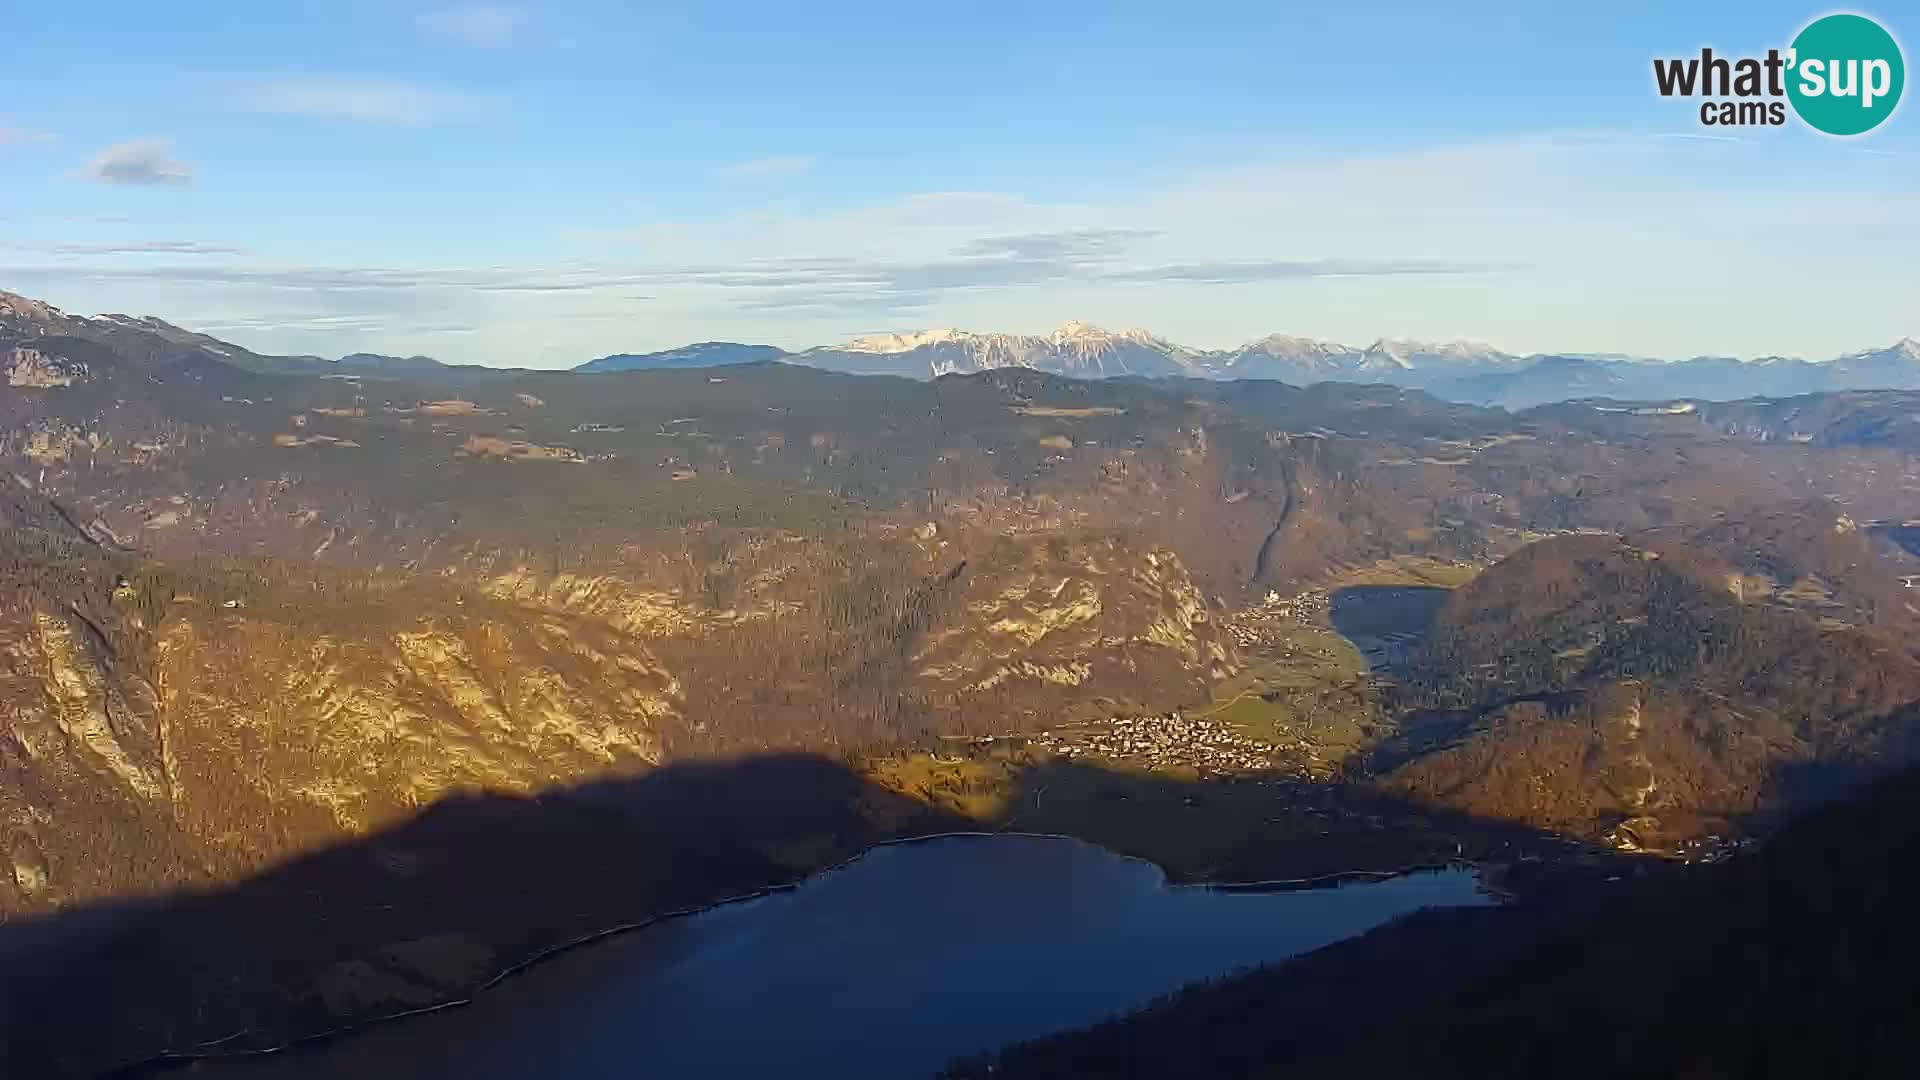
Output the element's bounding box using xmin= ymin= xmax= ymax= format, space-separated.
xmin=4 ymin=286 xmax=1920 ymax=1077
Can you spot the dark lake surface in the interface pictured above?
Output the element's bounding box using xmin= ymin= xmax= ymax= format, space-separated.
xmin=1874 ymin=524 xmax=1920 ymax=558
xmin=1330 ymin=585 xmax=1451 ymax=671
xmin=206 ymin=835 xmax=1491 ymax=1080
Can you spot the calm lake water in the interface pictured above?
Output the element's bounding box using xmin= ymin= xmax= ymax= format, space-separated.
xmin=1330 ymin=585 xmax=1451 ymax=672
xmin=208 ymin=835 xmax=1491 ymax=1080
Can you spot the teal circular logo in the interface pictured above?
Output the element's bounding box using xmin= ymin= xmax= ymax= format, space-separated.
xmin=1787 ymin=13 xmax=1905 ymax=136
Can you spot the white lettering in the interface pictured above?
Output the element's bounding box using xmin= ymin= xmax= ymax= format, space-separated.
xmin=1863 ymin=59 xmax=1892 ymax=108
xmin=1800 ymin=57 xmax=1827 ymax=96
xmin=1830 ymin=58 xmax=1858 ymax=99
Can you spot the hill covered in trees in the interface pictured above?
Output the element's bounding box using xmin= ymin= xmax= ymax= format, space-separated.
xmin=1375 ymin=526 xmax=1920 ymax=845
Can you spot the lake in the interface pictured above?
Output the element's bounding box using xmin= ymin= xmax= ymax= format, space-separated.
xmin=1330 ymin=585 xmax=1451 ymax=672
xmin=203 ymin=835 xmax=1492 ymax=1080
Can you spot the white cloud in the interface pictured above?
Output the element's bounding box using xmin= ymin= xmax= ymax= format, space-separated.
xmin=234 ymin=75 xmax=489 ymax=125
xmin=76 ymin=138 xmax=193 ymax=186
xmin=716 ymin=155 xmax=817 ymax=179
xmin=416 ymin=6 xmax=526 ymax=47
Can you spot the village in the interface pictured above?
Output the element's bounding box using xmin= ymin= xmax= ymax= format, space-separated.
xmin=1000 ymin=587 xmax=1364 ymax=778
xmin=1223 ymin=588 xmax=1332 ymax=650
xmin=1025 ymin=710 xmax=1284 ymax=775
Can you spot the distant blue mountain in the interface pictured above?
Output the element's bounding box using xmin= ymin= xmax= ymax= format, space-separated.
xmin=568 ymin=334 xmax=1920 ymax=406
xmin=336 ymin=352 xmax=449 ymax=375
xmin=575 ymin=342 xmax=785 ymax=373
xmin=1433 ymin=340 xmax=1920 ymax=409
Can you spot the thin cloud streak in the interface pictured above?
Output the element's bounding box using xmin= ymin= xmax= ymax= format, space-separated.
xmin=1101 ymin=258 xmax=1501 ymax=285
xmin=416 ymin=6 xmax=527 ymax=47
xmin=37 ymin=240 xmax=251 ymax=256
xmin=0 ymin=122 xmax=55 ymax=145
xmin=195 ymin=314 xmax=481 ymax=335
xmin=716 ymin=155 xmax=818 ymax=178
xmin=232 ymin=75 xmax=491 ymax=125
xmin=0 ymin=232 xmax=1492 ymax=320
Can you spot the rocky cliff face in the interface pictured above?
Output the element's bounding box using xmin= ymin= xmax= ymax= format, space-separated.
xmin=5 ymin=347 xmax=88 ymax=388
xmin=0 ymin=516 xmax=1245 ymax=915
xmin=0 ymin=543 xmax=679 ymax=914
xmin=914 ymin=536 xmax=1233 ymax=702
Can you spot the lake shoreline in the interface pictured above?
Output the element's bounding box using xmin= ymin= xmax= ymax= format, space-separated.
xmin=112 ymin=831 xmax=1494 ymax=1076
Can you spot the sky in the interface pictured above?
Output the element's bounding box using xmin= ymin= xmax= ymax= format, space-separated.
xmin=1 ymin=1 xmax=1915 ymax=368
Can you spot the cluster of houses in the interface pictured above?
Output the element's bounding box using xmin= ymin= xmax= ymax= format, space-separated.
xmin=1029 ymin=711 xmax=1281 ymax=775
xmin=1224 ymin=588 xmax=1330 ymax=649
xmin=1606 ymin=821 xmax=1755 ymax=863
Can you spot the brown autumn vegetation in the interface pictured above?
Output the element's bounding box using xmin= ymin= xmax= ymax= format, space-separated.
xmin=8 ymin=290 xmax=1920 ymax=918
xmin=9 ymin=291 xmax=1920 ymax=1078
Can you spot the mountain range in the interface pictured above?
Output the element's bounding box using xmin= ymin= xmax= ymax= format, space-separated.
xmin=7 ymin=289 xmax=1916 ymax=407
xmin=575 ymin=341 xmax=785 ymax=373
xmin=604 ymin=324 xmax=1920 ymax=408
xmin=558 ymin=321 xmax=1920 ymax=409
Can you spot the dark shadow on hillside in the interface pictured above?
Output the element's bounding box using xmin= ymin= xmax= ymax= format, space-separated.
xmin=0 ymin=755 xmax=964 ymax=1078
xmin=982 ymin=757 xmax=1630 ymax=896
xmin=1358 ymin=689 xmax=1590 ymax=774
xmin=1 ymin=754 xmax=1652 ymax=1079
xmin=955 ymin=762 xmax=1920 ymax=1080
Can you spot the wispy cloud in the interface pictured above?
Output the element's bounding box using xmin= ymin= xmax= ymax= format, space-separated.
xmin=1650 ymin=131 xmax=1747 ymax=145
xmin=75 ymin=138 xmax=193 ymax=186
xmin=416 ymin=6 xmax=526 ymax=47
xmin=1101 ymin=257 xmax=1496 ymax=286
xmin=716 ymin=155 xmax=817 ymax=179
xmin=0 ymin=121 xmax=54 ymax=146
xmin=45 ymin=240 xmax=251 ymax=256
xmin=0 ymin=229 xmax=1489 ymax=321
xmin=194 ymin=313 xmax=479 ymax=335
xmin=195 ymin=313 xmax=394 ymax=334
xmin=0 ymin=262 xmax=658 ymax=294
xmin=686 ymin=244 xmax=1492 ymax=315
xmin=954 ymin=229 xmax=1159 ymax=260
xmin=15 ymin=131 xmax=1912 ymax=366
xmin=234 ymin=75 xmax=489 ymax=125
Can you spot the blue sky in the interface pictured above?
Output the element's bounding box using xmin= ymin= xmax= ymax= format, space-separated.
xmin=1 ymin=1 xmax=1915 ymax=366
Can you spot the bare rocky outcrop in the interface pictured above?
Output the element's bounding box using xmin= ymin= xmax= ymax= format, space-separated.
xmin=0 ymin=565 xmax=678 ymax=915
xmin=6 ymin=347 xmax=86 ymax=388
xmin=913 ymin=536 xmax=1237 ymax=709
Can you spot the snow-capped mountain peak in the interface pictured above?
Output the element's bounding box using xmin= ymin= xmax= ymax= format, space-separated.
xmin=1831 ymin=338 xmax=1920 ymax=371
xmin=1245 ymin=332 xmax=1352 ymax=351
xmin=804 ymin=321 xmax=1200 ymax=379
xmin=1363 ymin=338 xmax=1512 ymax=369
xmin=842 ymin=327 xmax=975 ymax=354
